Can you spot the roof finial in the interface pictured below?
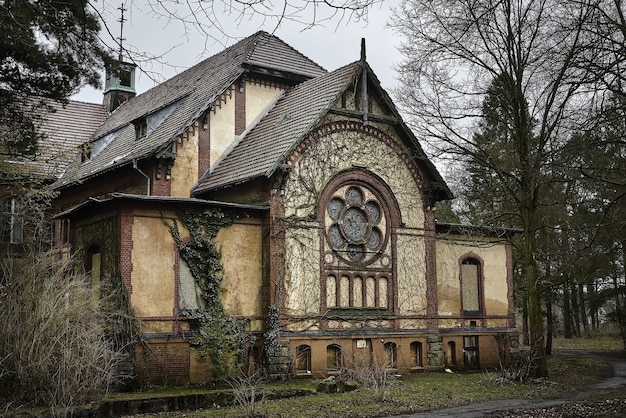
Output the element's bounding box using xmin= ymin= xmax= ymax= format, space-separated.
xmin=360 ymin=38 xmax=366 ymax=62
xmin=117 ymin=4 xmax=127 ymax=61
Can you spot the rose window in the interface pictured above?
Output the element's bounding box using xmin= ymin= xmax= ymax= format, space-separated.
xmin=325 ymin=185 xmax=386 ymax=264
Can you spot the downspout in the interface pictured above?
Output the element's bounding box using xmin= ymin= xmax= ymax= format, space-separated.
xmin=133 ymin=158 xmax=151 ymax=196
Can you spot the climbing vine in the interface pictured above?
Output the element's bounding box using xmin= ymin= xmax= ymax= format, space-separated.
xmin=168 ymin=207 xmax=246 ymax=378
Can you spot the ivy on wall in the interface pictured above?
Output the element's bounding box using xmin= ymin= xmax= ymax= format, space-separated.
xmin=168 ymin=207 xmax=246 ymax=378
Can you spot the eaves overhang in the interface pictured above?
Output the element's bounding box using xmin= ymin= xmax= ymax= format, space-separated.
xmin=435 ymin=221 xmax=522 ymax=238
xmin=54 ymin=192 xmax=269 ymax=219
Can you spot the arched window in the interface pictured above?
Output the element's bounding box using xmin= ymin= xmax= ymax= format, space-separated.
xmin=447 ymin=341 xmax=457 ymax=366
xmin=326 ymin=344 xmax=342 ymax=372
xmin=384 ymin=342 xmax=397 ymax=369
xmin=318 ymin=169 xmax=401 ymax=315
xmin=410 ymin=341 xmax=423 ymax=367
xmin=295 ymin=345 xmax=311 ymax=375
xmin=461 ymin=257 xmax=482 ymax=314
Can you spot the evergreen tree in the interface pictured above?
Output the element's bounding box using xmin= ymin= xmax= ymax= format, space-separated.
xmin=0 ymin=0 xmax=112 ymax=163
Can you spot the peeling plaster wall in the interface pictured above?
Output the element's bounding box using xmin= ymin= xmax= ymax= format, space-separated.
xmin=245 ymin=81 xmax=283 ymax=126
xmin=209 ymin=81 xmax=284 ymax=169
xmin=130 ymin=214 xmax=177 ymax=334
xmin=396 ymin=232 xmax=428 ymax=316
xmin=215 ymin=219 xmax=265 ymax=331
xmin=283 ymin=224 xmax=321 ymax=318
xmin=435 ymin=237 xmax=510 ymax=317
xmin=170 ymin=131 xmax=199 ymax=197
xmin=210 ymin=86 xmax=237 ymax=167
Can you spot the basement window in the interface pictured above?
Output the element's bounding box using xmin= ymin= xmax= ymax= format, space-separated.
xmin=410 ymin=341 xmax=423 ymax=368
xmin=463 ymin=336 xmax=479 ymax=370
xmin=295 ymin=345 xmax=311 ymax=376
xmin=384 ymin=342 xmax=397 ymax=369
xmin=326 ymin=344 xmax=342 ymax=372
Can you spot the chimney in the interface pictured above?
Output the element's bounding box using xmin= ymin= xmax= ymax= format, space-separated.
xmin=103 ymin=61 xmax=136 ymax=112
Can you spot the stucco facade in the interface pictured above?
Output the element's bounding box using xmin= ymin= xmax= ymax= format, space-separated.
xmin=50 ymin=32 xmax=517 ymax=385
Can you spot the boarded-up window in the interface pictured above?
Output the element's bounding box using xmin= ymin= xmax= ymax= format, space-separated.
xmin=461 ymin=258 xmax=480 ymax=313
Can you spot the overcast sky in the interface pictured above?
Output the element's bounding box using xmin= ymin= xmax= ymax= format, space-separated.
xmin=72 ymin=1 xmax=403 ymax=104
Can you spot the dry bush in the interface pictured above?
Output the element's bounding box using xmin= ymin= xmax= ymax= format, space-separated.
xmin=0 ymin=248 xmax=135 ymax=413
xmin=229 ymin=369 xmax=266 ymax=418
xmin=340 ymin=351 xmax=395 ymax=400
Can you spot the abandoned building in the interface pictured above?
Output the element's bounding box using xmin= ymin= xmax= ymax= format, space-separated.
xmin=18 ymin=32 xmax=517 ymax=384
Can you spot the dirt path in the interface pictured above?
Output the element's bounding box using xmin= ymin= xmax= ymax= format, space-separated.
xmin=389 ymin=350 xmax=626 ymax=418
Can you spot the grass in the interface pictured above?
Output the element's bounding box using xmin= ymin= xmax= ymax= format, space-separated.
xmin=552 ymin=336 xmax=624 ymax=351
xmin=117 ymin=344 xmax=617 ymax=418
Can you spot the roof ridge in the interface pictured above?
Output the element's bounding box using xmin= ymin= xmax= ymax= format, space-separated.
xmin=244 ymin=31 xmax=327 ymax=74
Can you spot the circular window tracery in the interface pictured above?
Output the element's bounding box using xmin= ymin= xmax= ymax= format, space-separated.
xmin=325 ymin=184 xmax=387 ymax=265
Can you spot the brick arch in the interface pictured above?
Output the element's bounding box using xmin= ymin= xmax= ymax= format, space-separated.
xmin=287 ymin=120 xmax=426 ymax=194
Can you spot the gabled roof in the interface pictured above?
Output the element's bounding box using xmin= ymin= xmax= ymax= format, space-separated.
xmin=54 ymin=31 xmax=326 ymax=189
xmin=192 ymin=60 xmax=453 ymax=201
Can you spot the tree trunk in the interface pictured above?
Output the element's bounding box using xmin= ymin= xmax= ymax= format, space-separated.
xmin=613 ymin=275 xmax=626 ymax=350
xmin=579 ymin=283 xmax=588 ymax=335
xmin=546 ymin=289 xmax=553 ymax=355
xmin=563 ymin=283 xmax=572 ymax=338
xmin=589 ymin=281 xmax=598 ymax=332
xmin=522 ymin=296 xmax=529 ymax=345
xmin=571 ymin=282 xmax=581 ymax=337
xmin=521 ymin=204 xmax=547 ymax=377
xmin=621 ymin=241 xmax=626 ymax=350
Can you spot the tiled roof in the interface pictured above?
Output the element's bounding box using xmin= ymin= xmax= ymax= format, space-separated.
xmin=192 ymin=59 xmax=453 ymax=201
xmin=55 ymin=31 xmax=326 ymax=188
xmin=192 ymin=62 xmax=359 ymax=194
xmin=7 ymin=99 xmax=108 ymax=180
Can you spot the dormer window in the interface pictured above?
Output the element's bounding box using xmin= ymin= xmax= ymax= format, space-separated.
xmin=80 ymin=143 xmax=92 ymax=163
xmin=134 ymin=118 xmax=147 ymax=139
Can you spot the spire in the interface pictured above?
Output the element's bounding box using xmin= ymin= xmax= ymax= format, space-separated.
xmin=117 ymin=4 xmax=127 ymax=61
xmin=360 ymin=38 xmax=366 ymax=63
xmin=360 ymin=38 xmax=368 ymax=124
xmin=103 ymin=3 xmax=136 ymax=112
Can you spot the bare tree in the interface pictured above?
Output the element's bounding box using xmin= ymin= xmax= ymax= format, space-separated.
xmin=90 ymin=0 xmax=382 ymax=84
xmin=390 ymin=0 xmax=606 ymax=377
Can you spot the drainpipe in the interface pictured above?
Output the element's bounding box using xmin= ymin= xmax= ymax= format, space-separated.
xmin=132 ymin=158 xmax=151 ymax=196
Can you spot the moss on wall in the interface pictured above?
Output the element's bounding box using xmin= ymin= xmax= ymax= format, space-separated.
xmin=73 ymin=212 xmax=119 ymax=282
